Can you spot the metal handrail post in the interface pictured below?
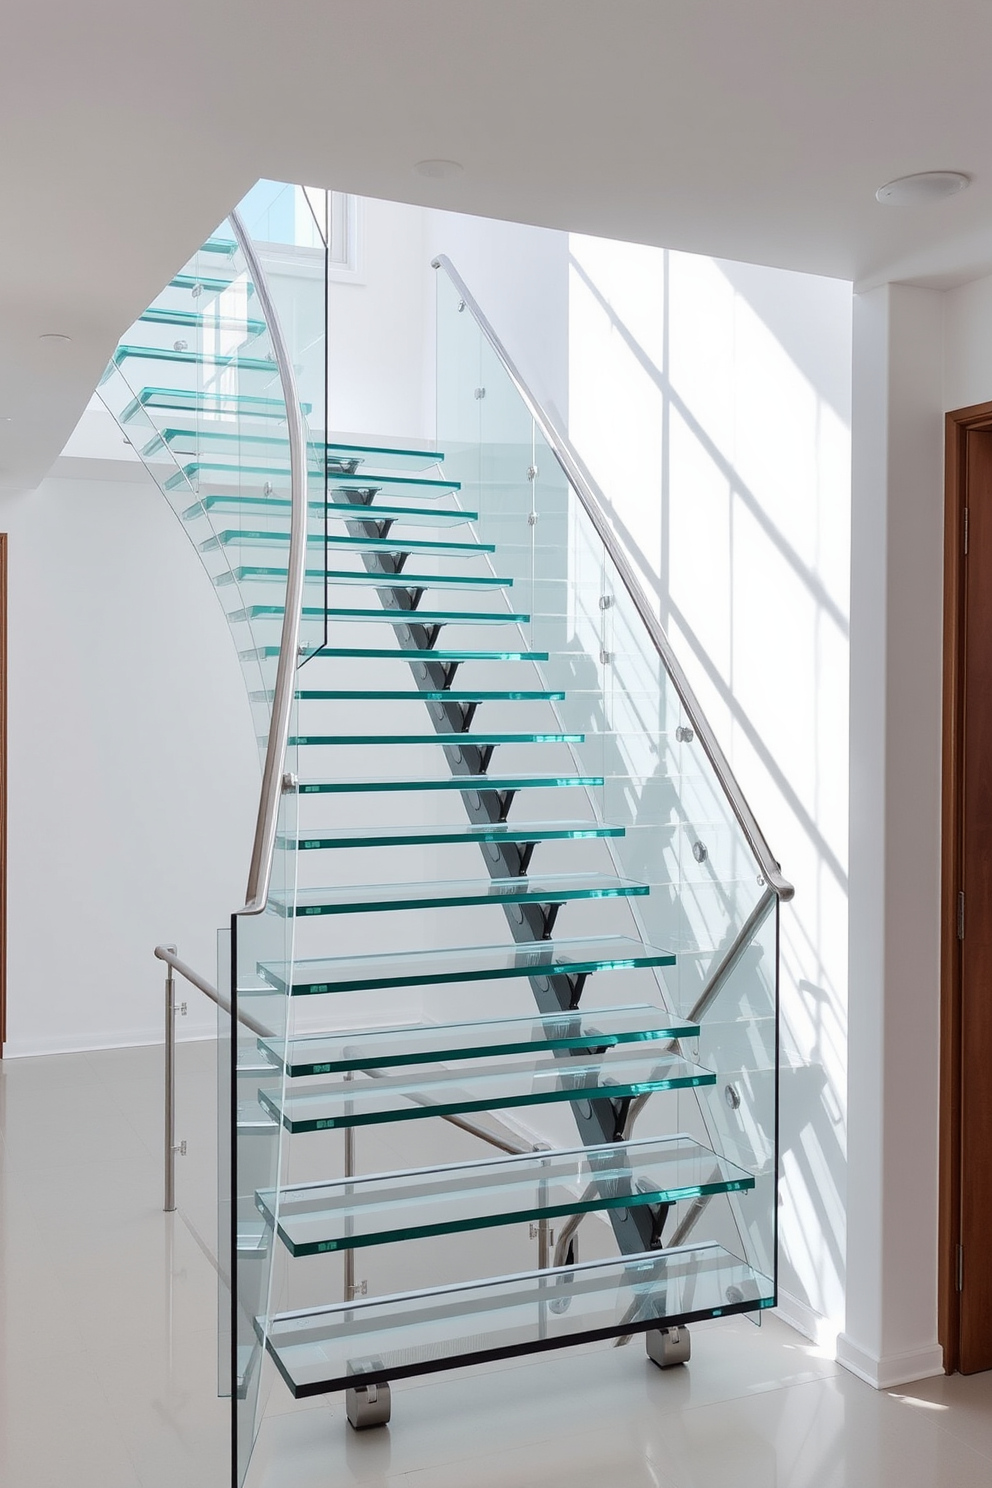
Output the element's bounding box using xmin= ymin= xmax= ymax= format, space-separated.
xmin=164 ymin=942 xmax=177 ymax=1213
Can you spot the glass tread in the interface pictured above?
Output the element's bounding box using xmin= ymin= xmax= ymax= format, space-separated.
xmin=290 ymin=689 xmax=564 ymax=703
xmin=169 ymin=462 xmax=459 ymax=494
xmin=279 ymin=818 xmax=620 ymax=851
xmin=295 ymin=772 xmax=602 ymax=796
xmin=137 ymin=307 xmax=267 ymax=336
xmin=143 ymin=427 xmax=442 ymax=470
xmin=268 ymin=872 xmax=648 ymax=919
xmin=259 ymin=1243 xmax=773 ymax=1397
xmin=120 ymin=388 xmax=309 ymax=423
xmin=285 ymin=732 xmax=580 ymax=748
xmin=244 ymin=646 xmax=547 ymax=663
xmin=228 ymin=606 xmax=527 ymax=626
xmin=258 ymin=1003 xmax=697 ymax=1077
xmin=217 ymin=566 xmax=510 ymax=591
xmin=201 ymin=530 xmax=492 ymax=555
xmin=104 ymin=345 xmax=278 ymax=379
xmin=169 ymin=272 xmax=254 ymax=295
xmin=257 ymin=1049 xmax=715 ymax=1134
xmin=254 ymin=935 xmax=677 ymax=997
xmin=182 ymin=496 xmax=474 ymax=526
xmin=257 ymin=1135 xmax=754 ymax=1256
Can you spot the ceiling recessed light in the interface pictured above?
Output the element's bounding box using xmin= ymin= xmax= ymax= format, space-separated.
xmin=414 ymin=159 xmax=463 ymax=181
xmin=38 ymin=332 xmax=72 ymax=346
xmin=876 ymin=171 xmax=971 ymax=206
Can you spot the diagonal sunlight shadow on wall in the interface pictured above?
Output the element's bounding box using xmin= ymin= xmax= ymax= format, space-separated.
xmin=566 ymin=233 xmax=851 ymax=1341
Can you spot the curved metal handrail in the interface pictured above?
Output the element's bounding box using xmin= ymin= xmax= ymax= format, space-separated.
xmin=230 ymin=209 xmax=308 ymax=914
xmin=432 ymin=255 xmax=794 ymax=902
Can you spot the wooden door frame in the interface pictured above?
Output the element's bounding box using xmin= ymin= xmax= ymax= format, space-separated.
xmin=940 ymin=401 xmax=992 ymax=1370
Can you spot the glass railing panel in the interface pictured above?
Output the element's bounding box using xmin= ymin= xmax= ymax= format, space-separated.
xmin=434 ymin=259 xmax=780 ymax=1303
xmin=232 ymin=728 xmax=299 ymax=1483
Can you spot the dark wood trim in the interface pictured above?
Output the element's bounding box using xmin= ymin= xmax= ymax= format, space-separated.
xmin=0 ymin=533 xmax=6 ymax=1055
xmin=940 ymin=400 xmax=992 ymax=1371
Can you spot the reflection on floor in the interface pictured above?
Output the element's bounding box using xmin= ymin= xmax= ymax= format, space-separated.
xmin=1 ymin=1043 xmax=990 ymax=1488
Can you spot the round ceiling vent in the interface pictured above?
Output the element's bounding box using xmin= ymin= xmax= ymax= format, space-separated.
xmin=875 ymin=171 xmax=971 ymax=206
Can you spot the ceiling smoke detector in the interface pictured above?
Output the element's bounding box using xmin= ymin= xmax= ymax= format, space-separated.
xmin=875 ymin=171 xmax=971 ymax=206
xmin=414 ymin=159 xmax=463 ymax=180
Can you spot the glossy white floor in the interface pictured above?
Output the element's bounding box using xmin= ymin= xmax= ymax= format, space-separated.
xmin=2 ymin=1042 xmax=991 ymax=1488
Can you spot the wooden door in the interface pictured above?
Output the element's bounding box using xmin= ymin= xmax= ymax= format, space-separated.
xmin=942 ymin=409 xmax=992 ymax=1373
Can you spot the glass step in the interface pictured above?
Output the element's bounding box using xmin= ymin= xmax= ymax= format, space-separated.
xmin=142 ymin=426 xmax=442 ymax=471
xmin=279 ymin=818 xmax=620 ymax=851
xmin=243 ymin=646 xmax=547 ymax=664
xmin=168 ymin=462 xmax=459 ymax=495
xmin=182 ymin=495 xmax=474 ymax=526
xmin=257 ymin=1136 xmax=754 ymax=1256
xmin=169 ymin=272 xmax=254 ymax=296
xmin=268 ymin=872 xmax=648 ymax=919
xmin=138 ymin=307 xmax=267 ymax=337
xmin=228 ymin=606 xmax=526 ymax=627
xmin=259 ymin=1004 xmax=697 ymax=1077
xmin=257 ymin=1049 xmax=715 ymax=1134
xmin=260 ymin=1243 xmax=773 ymax=1397
xmin=120 ymin=387 xmax=309 ymax=424
xmin=291 ymin=689 xmax=564 ymax=703
xmin=103 ymin=345 xmax=279 ymax=381
xmin=254 ymin=935 xmax=677 ymax=997
xmin=285 ymin=732 xmax=580 ymax=749
xmin=200 ymin=235 xmax=238 ymax=257
xmin=201 ymin=530 xmax=492 ymax=556
xmin=295 ymin=772 xmax=602 ymax=797
xmin=216 ymin=565 xmax=511 ymax=591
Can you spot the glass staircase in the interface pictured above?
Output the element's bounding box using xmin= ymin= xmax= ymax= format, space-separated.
xmin=98 ymin=182 xmax=789 ymax=1487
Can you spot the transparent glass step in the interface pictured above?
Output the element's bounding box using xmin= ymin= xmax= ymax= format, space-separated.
xmin=216 ymin=564 xmax=511 ymax=592
xmin=243 ymin=644 xmax=548 ymax=664
xmin=258 ymin=1003 xmax=696 ymax=1077
xmin=142 ymin=427 xmax=442 ymax=471
xmin=182 ymin=495 xmax=475 ymax=526
xmin=255 ymin=934 xmax=677 ymax=997
xmin=286 ymin=732 xmax=581 ymax=749
xmin=260 ymin=1243 xmax=774 ymax=1397
xmin=278 ymin=818 xmax=621 ymax=852
xmin=103 ymin=344 xmax=281 ymax=382
xmin=295 ymin=771 xmax=603 ymax=798
xmin=227 ymin=606 xmax=527 ymax=628
xmin=257 ymin=1048 xmax=715 ymax=1134
xmin=200 ymin=529 xmax=492 ymax=557
xmin=257 ymin=1135 xmax=754 ymax=1256
xmin=267 ymin=872 xmax=648 ymax=919
xmin=137 ymin=307 xmax=268 ymax=338
xmin=120 ymin=387 xmax=310 ymax=424
xmin=169 ymin=462 xmax=459 ymax=496
xmin=291 ymin=688 xmax=565 ymax=703
xmin=169 ymin=271 xmax=254 ymax=296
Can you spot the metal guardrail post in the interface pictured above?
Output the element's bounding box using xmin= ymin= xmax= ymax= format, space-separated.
xmin=164 ymin=942 xmax=177 ymax=1213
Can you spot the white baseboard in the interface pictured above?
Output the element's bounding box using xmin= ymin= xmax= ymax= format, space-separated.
xmin=774 ymin=1288 xmax=829 ymax=1347
xmin=836 ymin=1333 xmax=945 ymax=1389
xmin=3 ymin=1026 xmax=217 ymax=1059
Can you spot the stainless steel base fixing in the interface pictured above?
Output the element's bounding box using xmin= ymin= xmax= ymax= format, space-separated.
xmin=645 ymin=1325 xmax=691 ymax=1368
xmin=346 ymin=1380 xmax=392 ymax=1430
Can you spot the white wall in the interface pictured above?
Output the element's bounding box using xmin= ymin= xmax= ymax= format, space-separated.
xmin=1 ymin=467 xmax=259 ymax=1055
xmin=944 ymin=270 xmax=992 ymax=409
xmin=566 ymin=236 xmax=853 ymax=1343
xmin=422 ymin=207 xmax=570 ymax=426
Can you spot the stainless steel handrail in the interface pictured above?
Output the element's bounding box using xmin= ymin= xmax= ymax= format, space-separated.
xmin=432 ymin=255 xmax=794 ymax=902
xmin=230 ymin=209 xmax=308 ymax=914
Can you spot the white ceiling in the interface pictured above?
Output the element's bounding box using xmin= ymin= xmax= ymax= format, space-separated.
xmin=3 ymin=0 xmax=992 ymax=489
